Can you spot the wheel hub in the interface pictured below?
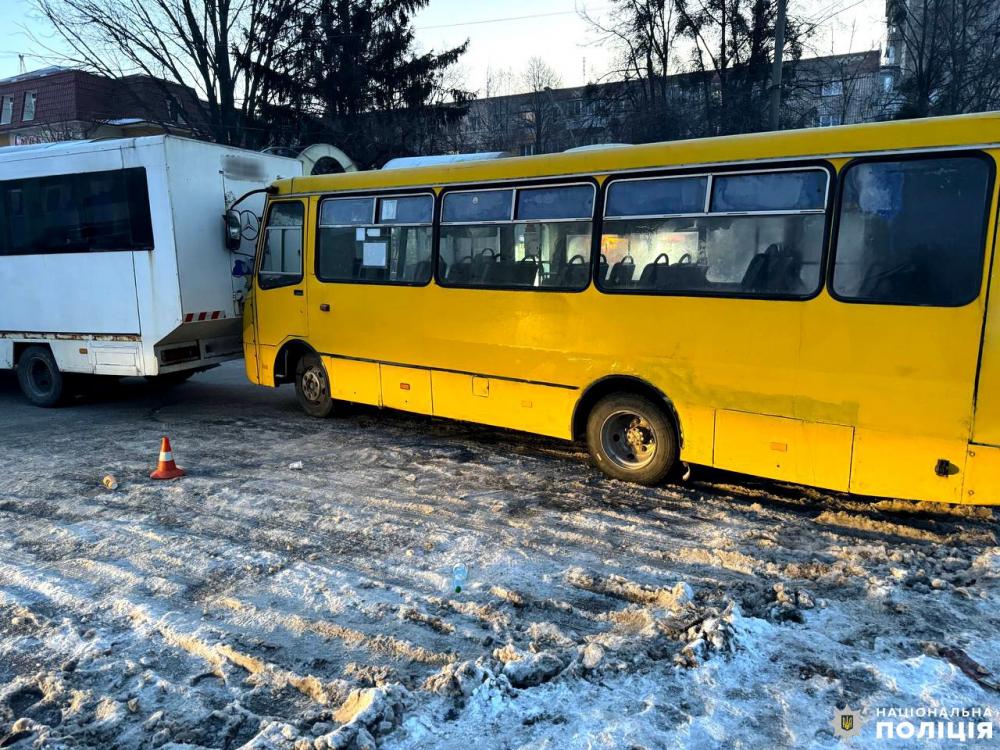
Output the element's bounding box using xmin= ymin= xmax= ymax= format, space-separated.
xmin=601 ymin=410 xmax=657 ymax=470
xmin=30 ymin=360 xmax=53 ymax=393
xmin=301 ymin=367 xmax=325 ymax=402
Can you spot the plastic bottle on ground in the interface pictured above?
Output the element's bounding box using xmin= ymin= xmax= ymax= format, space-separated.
xmin=452 ymin=563 xmax=469 ymax=594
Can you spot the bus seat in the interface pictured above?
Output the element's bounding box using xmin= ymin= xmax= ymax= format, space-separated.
xmin=661 ymin=263 xmax=707 ymax=290
xmin=741 ymin=244 xmax=802 ymax=294
xmin=410 ymin=259 xmax=433 ymax=282
xmin=858 ymin=251 xmax=933 ymax=303
xmin=638 ymin=253 xmax=670 ymax=288
xmin=483 ymin=258 xmax=513 ymax=285
xmin=471 ymin=250 xmax=499 ymax=282
xmin=558 ymin=262 xmax=589 ymax=288
xmin=556 ymin=254 xmax=588 ymax=288
xmin=598 ymin=254 xmax=609 ymax=283
xmin=609 ymin=256 xmax=635 ymax=287
xmin=447 ymin=256 xmax=474 ymax=284
xmin=511 ymin=257 xmax=539 ymax=286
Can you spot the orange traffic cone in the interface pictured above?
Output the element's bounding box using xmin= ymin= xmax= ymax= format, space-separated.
xmin=150 ymin=436 xmax=186 ymax=480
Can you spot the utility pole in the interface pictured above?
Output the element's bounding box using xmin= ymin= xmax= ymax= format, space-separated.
xmin=768 ymin=0 xmax=788 ymax=130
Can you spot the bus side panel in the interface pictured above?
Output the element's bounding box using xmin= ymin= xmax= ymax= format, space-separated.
xmin=431 ymin=371 xmax=575 ymax=439
xmin=714 ymin=410 xmax=853 ymax=491
xmin=800 ymin=294 xmax=983 ymax=503
xmin=676 ymin=405 xmax=715 ymax=466
xmin=850 ymin=429 xmax=966 ymax=503
xmin=325 ymin=356 xmax=381 ymax=406
xmin=380 ymin=364 xmax=432 ymax=414
xmin=257 ymin=344 xmax=278 ymax=387
xmin=962 ymin=445 xmax=1000 ymax=504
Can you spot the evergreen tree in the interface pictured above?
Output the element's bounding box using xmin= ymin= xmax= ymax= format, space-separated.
xmin=249 ymin=0 xmax=470 ymax=166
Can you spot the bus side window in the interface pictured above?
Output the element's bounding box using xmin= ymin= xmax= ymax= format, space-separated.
xmin=831 ymin=155 xmax=992 ymax=306
xmin=438 ymin=184 xmax=594 ymax=290
xmin=259 ymin=201 xmax=304 ymax=289
xmin=316 ymin=194 xmax=433 ymax=285
xmin=600 ymin=170 xmax=827 ymax=297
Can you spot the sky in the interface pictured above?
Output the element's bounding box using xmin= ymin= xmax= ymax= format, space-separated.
xmin=1 ymin=0 xmax=888 ymax=94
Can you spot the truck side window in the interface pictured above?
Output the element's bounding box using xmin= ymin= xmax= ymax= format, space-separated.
xmin=259 ymin=201 xmax=304 ymax=289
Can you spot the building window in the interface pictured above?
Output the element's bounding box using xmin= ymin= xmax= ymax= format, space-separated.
xmin=22 ymin=92 xmax=36 ymax=122
xmin=164 ymin=97 xmax=186 ymax=125
xmin=885 ymin=45 xmax=896 ymax=63
xmin=1 ymin=96 xmax=13 ymax=125
xmin=821 ymin=81 xmax=844 ymax=97
xmin=818 ymin=113 xmax=843 ymax=127
xmin=882 ymin=73 xmax=894 ymax=93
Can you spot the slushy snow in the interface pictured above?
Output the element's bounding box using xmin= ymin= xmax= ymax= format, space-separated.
xmin=0 ymin=364 xmax=998 ymax=749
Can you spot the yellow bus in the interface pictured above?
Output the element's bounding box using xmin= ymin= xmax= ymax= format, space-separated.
xmin=241 ymin=113 xmax=1000 ymax=505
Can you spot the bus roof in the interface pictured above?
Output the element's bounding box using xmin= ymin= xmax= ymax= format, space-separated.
xmin=277 ymin=111 xmax=1000 ymax=196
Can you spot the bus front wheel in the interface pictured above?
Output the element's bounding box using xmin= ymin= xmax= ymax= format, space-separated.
xmin=16 ymin=345 xmax=67 ymax=408
xmin=586 ymin=393 xmax=677 ymax=485
xmin=295 ymin=353 xmax=335 ymax=418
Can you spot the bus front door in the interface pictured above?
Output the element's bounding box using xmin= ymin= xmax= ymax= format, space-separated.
xmin=253 ymin=199 xmax=309 ymax=385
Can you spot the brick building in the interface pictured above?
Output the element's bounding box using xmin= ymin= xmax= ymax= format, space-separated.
xmin=0 ymin=67 xmax=206 ymax=147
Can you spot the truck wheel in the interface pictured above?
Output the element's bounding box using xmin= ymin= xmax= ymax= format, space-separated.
xmin=16 ymin=346 xmax=67 ymax=407
xmin=586 ymin=393 xmax=677 ymax=485
xmin=295 ymin=353 xmax=335 ymax=417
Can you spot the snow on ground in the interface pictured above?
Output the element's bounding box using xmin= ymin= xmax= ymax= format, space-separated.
xmin=0 ymin=362 xmax=998 ymax=750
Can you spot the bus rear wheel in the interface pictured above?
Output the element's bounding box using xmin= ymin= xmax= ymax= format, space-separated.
xmin=586 ymin=393 xmax=677 ymax=485
xmin=16 ymin=345 xmax=67 ymax=407
xmin=295 ymin=353 xmax=335 ymax=418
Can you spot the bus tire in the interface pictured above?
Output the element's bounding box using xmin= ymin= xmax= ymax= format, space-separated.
xmin=16 ymin=345 xmax=67 ymax=407
xmin=295 ymin=352 xmax=335 ymax=418
xmin=585 ymin=393 xmax=677 ymax=485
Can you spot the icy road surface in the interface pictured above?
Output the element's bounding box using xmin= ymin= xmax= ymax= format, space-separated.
xmin=1 ymin=363 xmax=999 ymax=750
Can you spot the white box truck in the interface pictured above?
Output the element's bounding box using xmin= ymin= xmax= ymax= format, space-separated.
xmin=0 ymin=135 xmax=301 ymax=405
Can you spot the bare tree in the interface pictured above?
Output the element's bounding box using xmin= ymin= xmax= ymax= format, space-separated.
xmin=580 ymin=0 xmax=681 ymax=141
xmin=458 ymin=67 xmax=520 ymax=152
xmin=519 ymin=57 xmax=566 ymax=154
xmin=890 ymin=0 xmax=1000 ymax=117
xmin=672 ymin=0 xmax=808 ymax=135
xmin=32 ymin=0 xmax=306 ymax=146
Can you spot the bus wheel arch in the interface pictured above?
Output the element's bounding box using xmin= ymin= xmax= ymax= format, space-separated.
xmin=16 ymin=343 xmax=68 ymax=407
xmin=573 ymin=376 xmax=682 ymax=485
xmin=274 ymin=339 xmax=318 ymax=386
